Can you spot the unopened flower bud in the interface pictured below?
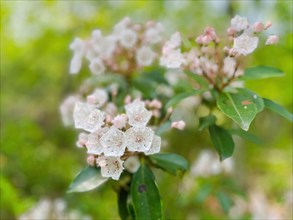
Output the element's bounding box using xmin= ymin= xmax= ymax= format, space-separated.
xmin=265 ymin=35 xmax=279 ymax=45
xmin=253 ymin=22 xmax=264 ymax=33
xmin=264 ymin=21 xmax=272 ymax=30
xmin=76 ymin=133 xmax=88 ymax=148
xmin=112 ymin=114 xmax=128 ymax=129
xmin=87 ymin=155 xmax=96 ymax=166
xmin=124 ymin=156 xmax=140 ymax=173
xmin=149 ymin=99 xmax=162 ymax=109
xmin=171 ymin=120 xmax=186 ymax=130
xmin=227 ymin=27 xmax=236 ymax=36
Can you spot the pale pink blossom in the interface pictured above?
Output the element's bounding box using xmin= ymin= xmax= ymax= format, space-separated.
xmin=125 ymin=99 xmax=152 ymax=128
xmin=144 ymin=135 xmax=161 ymax=155
xmin=265 ymin=35 xmax=279 ymax=45
xmin=100 ymin=126 xmax=126 ymax=156
xmin=96 ymin=156 xmax=124 ymax=180
xmin=232 ymin=33 xmax=258 ymax=56
xmin=160 ymin=49 xmax=185 ymax=69
xmin=230 ymin=15 xmax=249 ymax=32
xmin=136 ymin=46 xmax=155 ymax=66
xmin=148 ymin=99 xmax=162 ymax=109
xmin=89 ymin=58 xmax=105 ymax=75
xmin=86 ymin=128 xmax=109 ymax=155
xmin=171 ymin=120 xmax=186 ymax=130
xmin=60 ymin=95 xmax=80 ymax=126
xmin=125 ymin=127 xmax=154 ymax=152
xmin=86 ymin=89 xmax=108 ymax=107
xmin=119 ymin=29 xmax=138 ymax=49
xmin=69 ymin=54 xmax=83 ymax=74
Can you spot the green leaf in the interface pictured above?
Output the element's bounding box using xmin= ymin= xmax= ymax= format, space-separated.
xmin=216 ymin=191 xmax=233 ymax=213
xmin=263 ymin=98 xmax=293 ymax=122
xmin=184 ymin=71 xmax=209 ymax=89
xmin=131 ymin=165 xmax=163 ymax=220
xmin=228 ymin=129 xmax=262 ymax=145
xmin=155 ymin=120 xmax=171 ymax=136
xmin=149 ymin=153 xmax=188 ymax=175
xmin=241 ymin=66 xmax=284 ymax=80
xmin=166 ymin=89 xmax=204 ymax=109
xmin=208 ymin=125 xmax=235 ymax=161
xmin=217 ymin=89 xmax=264 ymax=130
xmin=118 ymin=187 xmax=131 ymax=220
xmin=198 ymin=115 xmax=216 ymax=131
xmin=67 ymin=166 xmax=108 ymax=193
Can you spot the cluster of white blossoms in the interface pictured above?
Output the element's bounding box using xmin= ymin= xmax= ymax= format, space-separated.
xmin=69 ymin=17 xmax=164 ymax=76
xmin=71 ymin=92 xmax=162 ymax=180
xmin=160 ymin=15 xmax=278 ymax=90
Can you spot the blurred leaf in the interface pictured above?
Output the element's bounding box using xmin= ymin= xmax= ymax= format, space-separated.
xmin=241 ymin=66 xmax=284 ymax=80
xmin=68 ymin=166 xmax=108 ymax=193
xmin=184 ymin=71 xmax=209 ymax=89
xmin=149 ymin=153 xmax=188 ymax=175
xmin=166 ymin=89 xmax=204 ymax=109
xmin=263 ymin=98 xmax=293 ymax=122
xmin=198 ymin=115 xmax=216 ymax=131
xmin=195 ymin=183 xmax=212 ymax=203
xmin=131 ymin=164 xmax=162 ymax=220
xmin=155 ymin=120 xmax=172 ymax=135
xmin=216 ymin=191 xmax=233 ymax=213
xmin=142 ymin=69 xmax=169 ymax=85
xmin=208 ymin=125 xmax=235 ymax=161
xmin=131 ymin=77 xmax=156 ymax=98
xmin=118 ymin=187 xmax=131 ymax=220
xmin=217 ymin=89 xmax=264 ymax=130
xmin=228 ymin=129 xmax=262 ymax=145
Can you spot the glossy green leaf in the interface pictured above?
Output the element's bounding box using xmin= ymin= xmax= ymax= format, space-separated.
xmin=166 ymin=89 xmax=204 ymax=109
xmin=216 ymin=191 xmax=233 ymax=213
xmin=131 ymin=165 xmax=162 ymax=220
xmin=118 ymin=187 xmax=131 ymax=220
xmin=228 ymin=129 xmax=262 ymax=145
xmin=217 ymin=89 xmax=264 ymax=130
xmin=149 ymin=153 xmax=188 ymax=175
xmin=263 ymin=98 xmax=293 ymax=122
xmin=67 ymin=166 xmax=108 ymax=193
xmin=184 ymin=71 xmax=209 ymax=89
xmin=208 ymin=125 xmax=235 ymax=161
xmin=198 ymin=115 xmax=216 ymax=131
xmin=241 ymin=66 xmax=284 ymax=80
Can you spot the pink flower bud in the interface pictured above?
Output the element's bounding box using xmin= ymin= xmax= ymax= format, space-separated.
xmin=264 ymin=21 xmax=272 ymax=30
xmin=112 ymin=114 xmax=128 ymax=129
xmin=196 ymin=35 xmax=203 ymax=44
xmin=76 ymin=133 xmax=88 ymax=148
xmin=87 ymin=155 xmax=96 ymax=166
xmin=253 ymin=22 xmax=264 ymax=33
xmin=86 ymin=95 xmax=96 ymax=105
xmin=106 ymin=115 xmax=113 ymax=124
xmin=124 ymin=95 xmax=132 ymax=104
xmin=149 ymin=99 xmax=162 ymax=109
xmin=265 ymin=35 xmax=279 ymax=45
xmin=227 ymin=27 xmax=236 ymax=36
xmin=171 ymin=120 xmax=186 ymax=130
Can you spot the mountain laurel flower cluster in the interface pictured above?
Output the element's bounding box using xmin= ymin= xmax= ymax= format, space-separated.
xmin=69 ymin=17 xmax=164 ymax=77
xmin=61 ymin=15 xmax=292 ymax=220
xmin=160 ymin=15 xmax=278 ymax=92
xmin=73 ymin=97 xmax=161 ymax=180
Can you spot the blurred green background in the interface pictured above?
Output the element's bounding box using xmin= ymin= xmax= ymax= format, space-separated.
xmin=1 ymin=1 xmax=292 ymax=219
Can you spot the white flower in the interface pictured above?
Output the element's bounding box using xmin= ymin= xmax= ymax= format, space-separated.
xmin=69 ymin=37 xmax=85 ymax=56
xmin=91 ymin=29 xmax=103 ymax=44
xmin=96 ymin=156 xmax=124 ymax=180
xmin=135 ymin=46 xmax=155 ymax=66
xmin=233 ymin=33 xmax=258 ymax=56
xmin=230 ymin=15 xmax=249 ymax=32
xmin=113 ymin=17 xmax=132 ymax=35
xmin=223 ymin=57 xmax=237 ymax=77
xmin=112 ymin=114 xmax=128 ymax=129
xmin=104 ymin=102 xmax=117 ymax=118
xmin=144 ymin=135 xmax=161 ymax=155
xmin=86 ymin=128 xmax=109 ymax=155
xmin=160 ymin=49 xmax=185 ymax=69
xmin=265 ymin=35 xmax=279 ymax=45
xmin=87 ymin=88 xmax=108 ymax=107
xmin=119 ymin=29 xmax=138 ymax=49
xmin=89 ymin=58 xmax=105 ymax=75
xmin=76 ymin=132 xmax=88 ymax=148
xmin=125 ymin=127 xmax=154 ymax=152
xmin=171 ymin=120 xmax=186 ymax=130
xmin=69 ymin=54 xmax=83 ymax=74
xmin=100 ymin=126 xmax=126 ymax=156
xmin=73 ymin=102 xmax=105 ymax=132
xmin=100 ymin=35 xmax=117 ymax=59
xmin=60 ymin=95 xmax=80 ymax=126
xmin=124 ymin=156 xmax=140 ymax=173
xmin=125 ymin=99 xmax=152 ymax=128
xmin=166 ymin=32 xmax=181 ymax=49
xmin=144 ymin=22 xmax=164 ymax=44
